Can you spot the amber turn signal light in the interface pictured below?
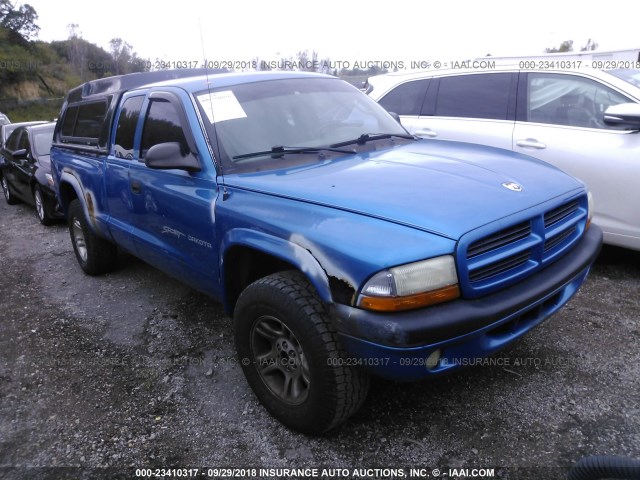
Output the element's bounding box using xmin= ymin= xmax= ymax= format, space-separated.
xmin=358 ymin=284 xmax=461 ymax=312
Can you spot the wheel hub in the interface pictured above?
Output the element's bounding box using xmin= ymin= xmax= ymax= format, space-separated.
xmin=276 ymin=338 xmax=300 ymax=372
xmin=251 ymin=315 xmax=310 ymax=405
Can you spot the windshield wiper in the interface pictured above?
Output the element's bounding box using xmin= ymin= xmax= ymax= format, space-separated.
xmin=330 ymin=133 xmax=416 ymax=148
xmin=232 ymin=145 xmax=356 ymax=160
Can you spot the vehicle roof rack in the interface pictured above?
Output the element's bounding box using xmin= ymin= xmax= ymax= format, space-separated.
xmin=67 ymin=68 xmax=227 ymax=103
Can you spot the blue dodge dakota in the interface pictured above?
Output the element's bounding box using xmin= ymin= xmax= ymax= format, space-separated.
xmin=50 ymin=69 xmax=602 ymax=434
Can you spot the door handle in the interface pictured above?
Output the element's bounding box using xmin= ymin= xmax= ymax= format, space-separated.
xmin=516 ymin=138 xmax=547 ymax=149
xmin=415 ymin=128 xmax=438 ymax=138
xmin=130 ymin=181 xmax=142 ymax=194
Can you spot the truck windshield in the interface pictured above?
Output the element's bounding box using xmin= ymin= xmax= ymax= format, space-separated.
xmin=195 ymin=77 xmax=409 ymax=173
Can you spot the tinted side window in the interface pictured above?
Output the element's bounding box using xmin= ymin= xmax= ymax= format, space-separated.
xmin=435 ymin=73 xmax=511 ymax=120
xmin=60 ymin=101 xmax=108 ymax=142
xmin=17 ymin=130 xmax=29 ymax=151
xmin=113 ymin=96 xmax=144 ymax=159
xmin=5 ymin=128 xmax=22 ymax=151
xmin=140 ymin=99 xmax=188 ymax=159
xmin=378 ymin=79 xmax=429 ymax=116
xmin=526 ymin=74 xmax=633 ymax=129
xmin=61 ymin=106 xmax=78 ymax=137
xmin=74 ymin=102 xmax=108 ymax=138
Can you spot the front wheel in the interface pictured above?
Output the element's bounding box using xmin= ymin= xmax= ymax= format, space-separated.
xmin=234 ymin=270 xmax=370 ymax=434
xmin=68 ymin=199 xmax=118 ymax=275
xmin=34 ymin=186 xmax=56 ymax=226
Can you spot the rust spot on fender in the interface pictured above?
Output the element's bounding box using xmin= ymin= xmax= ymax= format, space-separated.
xmin=85 ymin=192 xmax=96 ymax=221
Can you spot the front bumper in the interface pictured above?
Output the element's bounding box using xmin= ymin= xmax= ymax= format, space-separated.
xmin=329 ymin=225 xmax=602 ymax=380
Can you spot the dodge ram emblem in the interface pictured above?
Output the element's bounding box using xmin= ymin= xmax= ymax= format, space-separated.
xmin=502 ymin=182 xmax=523 ymax=192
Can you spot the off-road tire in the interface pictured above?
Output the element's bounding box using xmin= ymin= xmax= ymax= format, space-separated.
xmin=68 ymin=199 xmax=117 ymax=275
xmin=234 ymin=270 xmax=370 ymax=435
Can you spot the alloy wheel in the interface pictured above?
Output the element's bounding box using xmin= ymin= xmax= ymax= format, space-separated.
xmin=250 ymin=315 xmax=310 ymax=405
xmin=34 ymin=189 xmax=45 ymax=221
xmin=71 ymin=217 xmax=88 ymax=262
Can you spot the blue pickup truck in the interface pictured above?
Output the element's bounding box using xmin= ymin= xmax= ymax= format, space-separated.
xmin=50 ymin=69 xmax=602 ymax=434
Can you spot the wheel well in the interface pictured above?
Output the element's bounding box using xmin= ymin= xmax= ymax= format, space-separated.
xmin=224 ymin=246 xmax=297 ymax=314
xmin=58 ymin=181 xmax=79 ymax=213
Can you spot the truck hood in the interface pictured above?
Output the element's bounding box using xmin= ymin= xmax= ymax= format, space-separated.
xmin=223 ymin=140 xmax=584 ymax=240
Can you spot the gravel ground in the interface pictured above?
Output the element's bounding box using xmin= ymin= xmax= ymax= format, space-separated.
xmin=0 ymin=199 xmax=638 ymax=480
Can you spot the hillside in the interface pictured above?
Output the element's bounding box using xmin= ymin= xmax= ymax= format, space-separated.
xmin=0 ymin=3 xmax=147 ymax=122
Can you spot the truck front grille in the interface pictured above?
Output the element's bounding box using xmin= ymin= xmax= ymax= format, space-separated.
xmin=458 ymin=195 xmax=588 ymax=298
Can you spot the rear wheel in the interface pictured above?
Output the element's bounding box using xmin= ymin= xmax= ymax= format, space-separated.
xmin=68 ymin=199 xmax=117 ymax=275
xmin=34 ymin=186 xmax=55 ymax=226
xmin=234 ymin=270 xmax=370 ymax=434
xmin=1 ymin=175 xmax=18 ymax=205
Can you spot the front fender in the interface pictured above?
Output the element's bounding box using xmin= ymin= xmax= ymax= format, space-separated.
xmin=220 ymin=228 xmax=333 ymax=309
xmin=58 ymin=171 xmax=103 ymax=235
xmin=58 ymin=170 xmax=84 ymax=212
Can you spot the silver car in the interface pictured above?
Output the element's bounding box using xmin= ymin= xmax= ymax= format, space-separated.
xmin=368 ymin=68 xmax=640 ymax=250
xmin=0 ymin=121 xmax=47 ymax=150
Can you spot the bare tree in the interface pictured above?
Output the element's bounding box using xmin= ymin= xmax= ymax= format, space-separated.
xmin=67 ymin=23 xmax=87 ymax=79
xmin=581 ymin=39 xmax=598 ymax=51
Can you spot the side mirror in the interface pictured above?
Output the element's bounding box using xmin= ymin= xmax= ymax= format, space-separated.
xmin=603 ymin=103 xmax=640 ymax=129
xmin=145 ymin=142 xmax=201 ymax=173
xmin=12 ymin=148 xmax=28 ymax=159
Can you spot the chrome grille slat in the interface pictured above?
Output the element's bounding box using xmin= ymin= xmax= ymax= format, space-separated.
xmin=464 ymin=198 xmax=585 ymax=291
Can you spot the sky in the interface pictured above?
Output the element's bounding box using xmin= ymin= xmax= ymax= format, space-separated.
xmin=18 ymin=0 xmax=640 ymax=69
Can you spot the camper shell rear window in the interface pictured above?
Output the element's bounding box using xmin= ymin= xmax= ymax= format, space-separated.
xmin=59 ymin=99 xmax=109 ymax=147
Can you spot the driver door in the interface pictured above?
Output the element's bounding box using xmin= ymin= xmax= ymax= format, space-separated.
xmin=129 ymin=90 xmax=221 ymax=295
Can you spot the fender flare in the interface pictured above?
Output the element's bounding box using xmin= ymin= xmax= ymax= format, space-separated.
xmin=220 ymin=228 xmax=333 ymax=309
xmin=58 ymin=171 xmax=84 ymax=210
xmin=57 ymin=171 xmax=97 ymax=231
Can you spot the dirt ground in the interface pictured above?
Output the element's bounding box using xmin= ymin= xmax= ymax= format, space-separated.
xmin=0 ymin=199 xmax=638 ymax=480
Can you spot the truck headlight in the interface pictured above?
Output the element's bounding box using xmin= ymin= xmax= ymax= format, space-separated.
xmin=586 ymin=191 xmax=594 ymax=229
xmin=357 ymin=255 xmax=460 ymax=312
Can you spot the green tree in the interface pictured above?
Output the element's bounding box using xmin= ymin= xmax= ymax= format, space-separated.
xmin=545 ymin=40 xmax=574 ymax=53
xmin=0 ymin=0 xmax=39 ymax=41
xmin=109 ymin=37 xmax=147 ymax=75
